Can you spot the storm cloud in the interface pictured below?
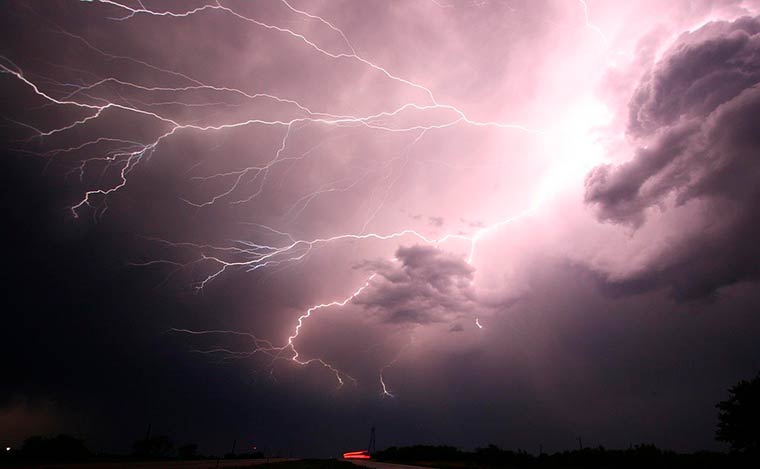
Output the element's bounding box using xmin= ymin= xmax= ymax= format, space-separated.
xmin=354 ymin=245 xmax=485 ymax=326
xmin=585 ymin=15 xmax=760 ymax=299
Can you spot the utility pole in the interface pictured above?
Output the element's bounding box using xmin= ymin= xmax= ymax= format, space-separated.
xmin=368 ymin=426 xmax=376 ymax=454
xmin=577 ymin=436 xmax=583 ymax=451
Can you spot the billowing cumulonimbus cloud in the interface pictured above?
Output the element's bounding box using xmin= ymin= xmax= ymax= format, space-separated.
xmin=585 ymin=15 xmax=760 ymax=299
xmin=353 ymin=245 xmax=485 ymax=325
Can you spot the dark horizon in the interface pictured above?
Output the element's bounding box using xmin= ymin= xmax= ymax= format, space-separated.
xmin=2 ymin=0 xmax=760 ymax=459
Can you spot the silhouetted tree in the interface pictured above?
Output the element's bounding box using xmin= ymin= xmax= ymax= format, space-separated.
xmin=132 ymin=435 xmax=173 ymax=458
xmin=717 ymin=372 xmax=760 ymax=453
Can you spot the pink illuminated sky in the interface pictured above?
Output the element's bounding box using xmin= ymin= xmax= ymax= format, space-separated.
xmin=2 ymin=0 xmax=760 ymax=456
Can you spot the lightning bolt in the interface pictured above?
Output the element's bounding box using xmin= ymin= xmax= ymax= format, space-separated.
xmin=2 ymin=0 xmax=604 ymax=395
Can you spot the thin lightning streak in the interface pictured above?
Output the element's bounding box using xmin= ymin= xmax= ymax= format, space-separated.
xmin=379 ymin=338 xmax=413 ymax=398
xmin=287 ymin=274 xmax=378 ymax=354
xmin=168 ymin=328 xmax=277 ymax=350
xmin=578 ymin=0 xmax=608 ymax=44
xmin=53 ymin=27 xmax=204 ymax=86
xmin=361 ymin=129 xmax=428 ymax=233
xmin=279 ymin=0 xmax=357 ymax=55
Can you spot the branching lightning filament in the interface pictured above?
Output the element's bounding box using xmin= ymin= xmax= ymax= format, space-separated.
xmin=1 ymin=0 xmax=608 ymax=396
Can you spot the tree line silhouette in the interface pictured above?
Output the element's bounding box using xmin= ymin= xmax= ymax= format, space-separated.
xmin=373 ymin=373 xmax=759 ymax=467
xmin=374 ymin=443 xmax=754 ymax=468
xmin=1 ymin=372 xmax=758 ymax=466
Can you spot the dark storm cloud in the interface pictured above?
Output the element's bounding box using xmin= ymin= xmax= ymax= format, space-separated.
xmin=585 ymin=15 xmax=760 ymax=299
xmin=353 ymin=245 xmax=484 ymax=325
xmin=628 ymin=16 xmax=760 ymax=137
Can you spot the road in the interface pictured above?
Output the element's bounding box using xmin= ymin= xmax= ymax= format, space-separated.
xmin=347 ymin=460 xmax=434 ymax=469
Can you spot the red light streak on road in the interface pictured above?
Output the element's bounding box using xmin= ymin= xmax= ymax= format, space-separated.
xmin=343 ymin=450 xmax=371 ymax=459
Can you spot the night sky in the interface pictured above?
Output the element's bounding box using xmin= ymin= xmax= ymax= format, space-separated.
xmin=2 ymin=0 xmax=760 ymax=458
